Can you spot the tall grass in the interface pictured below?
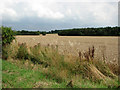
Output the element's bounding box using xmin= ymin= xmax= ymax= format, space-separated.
xmin=2 ymin=42 xmax=119 ymax=88
xmin=17 ymin=43 xmax=29 ymax=60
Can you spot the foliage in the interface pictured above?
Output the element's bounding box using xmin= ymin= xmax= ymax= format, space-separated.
xmin=47 ymin=30 xmax=61 ymax=34
xmin=1 ymin=26 xmax=15 ymax=59
xmin=2 ymin=45 xmax=9 ymax=60
xmin=17 ymin=43 xmax=29 ymax=60
xmin=41 ymin=31 xmax=46 ymax=36
xmin=15 ymin=30 xmax=47 ymax=36
xmin=15 ymin=30 xmax=40 ymax=35
xmin=13 ymin=26 xmax=120 ymax=36
xmin=1 ymin=26 xmax=15 ymax=46
xmin=58 ymin=27 xmax=120 ymax=36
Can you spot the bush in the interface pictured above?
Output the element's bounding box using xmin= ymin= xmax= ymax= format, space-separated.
xmin=1 ymin=26 xmax=15 ymax=60
xmin=1 ymin=26 xmax=15 ymax=46
xmin=2 ymin=45 xmax=9 ymax=60
xmin=17 ymin=43 xmax=29 ymax=60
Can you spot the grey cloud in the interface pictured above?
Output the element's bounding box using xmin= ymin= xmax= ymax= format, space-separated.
xmin=2 ymin=1 xmax=118 ymax=31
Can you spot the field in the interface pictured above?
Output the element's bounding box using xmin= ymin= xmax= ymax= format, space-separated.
xmin=2 ymin=34 xmax=119 ymax=88
xmin=15 ymin=34 xmax=118 ymax=64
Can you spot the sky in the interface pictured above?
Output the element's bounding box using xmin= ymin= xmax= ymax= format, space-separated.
xmin=0 ymin=0 xmax=119 ymax=31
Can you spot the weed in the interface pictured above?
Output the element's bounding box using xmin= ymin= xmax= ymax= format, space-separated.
xmin=17 ymin=43 xmax=29 ymax=60
xmin=78 ymin=46 xmax=95 ymax=62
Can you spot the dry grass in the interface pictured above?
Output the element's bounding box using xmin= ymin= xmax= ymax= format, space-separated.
xmin=3 ymin=41 xmax=119 ymax=87
xmin=15 ymin=34 xmax=118 ymax=65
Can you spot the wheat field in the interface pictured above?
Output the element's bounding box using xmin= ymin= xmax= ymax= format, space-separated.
xmin=15 ymin=34 xmax=119 ymax=64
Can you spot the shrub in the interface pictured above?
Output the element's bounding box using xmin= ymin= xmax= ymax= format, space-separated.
xmin=2 ymin=45 xmax=9 ymax=60
xmin=29 ymin=44 xmax=46 ymax=64
xmin=1 ymin=26 xmax=15 ymax=46
xmin=17 ymin=43 xmax=29 ymax=60
xmin=2 ymin=41 xmax=19 ymax=60
xmin=2 ymin=26 xmax=15 ymax=59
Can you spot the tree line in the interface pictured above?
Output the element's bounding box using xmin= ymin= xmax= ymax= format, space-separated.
xmin=14 ymin=30 xmax=46 ymax=35
xmin=47 ymin=30 xmax=60 ymax=34
xmin=1 ymin=26 xmax=120 ymax=37
xmin=58 ymin=27 xmax=120 ymax=36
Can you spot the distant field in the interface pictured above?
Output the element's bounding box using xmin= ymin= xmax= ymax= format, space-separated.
xmin=15 ymin=34 xmax=119 ymax=64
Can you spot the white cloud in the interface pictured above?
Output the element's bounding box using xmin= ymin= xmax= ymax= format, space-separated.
xmin=90 ymin=2 xmax=118 ymax=25
xmin=2 ymin=8 xmax=18 ymax=21
xmin=1 ymin=0 xmax=65 ymax=20
xmin=31 ymin=3 xmax=64 ymax=19
xmin=1 ymin=0 xmax=118 ymax=30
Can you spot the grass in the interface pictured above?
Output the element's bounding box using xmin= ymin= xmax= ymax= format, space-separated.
xmin=2 ymin=60 xmax=67 ymax=88
xmin=2 ymin=42 xmax=119 ymax=88
xmin=2 ymin=60 xmax=112 ymax=88
xmin=0 ymin=59 xmax=2 ymax=89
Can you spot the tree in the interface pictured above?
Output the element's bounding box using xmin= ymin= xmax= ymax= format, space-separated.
xmin=41 ymin=31 xmax=46 ymax=36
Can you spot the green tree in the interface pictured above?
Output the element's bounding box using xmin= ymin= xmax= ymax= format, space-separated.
xmin=41 ymin=31 xmax=46 ymax=36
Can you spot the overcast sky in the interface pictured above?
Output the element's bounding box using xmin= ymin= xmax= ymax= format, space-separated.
xmin=0 ymin=0 xmax=119 ymax=31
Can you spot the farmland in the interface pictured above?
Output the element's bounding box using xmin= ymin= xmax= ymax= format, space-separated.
xmin=15 ymin=34 xmax=119 ymax=64
xmin=1 ymin=0 xmax=119 ymax=88
xmin=2 ymin=29 xmax=119 ymax=88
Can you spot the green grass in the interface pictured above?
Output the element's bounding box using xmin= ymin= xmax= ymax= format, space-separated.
xmin=2 ymin=60 xmax=68 ymax=88
xmin=0 ymin=59 xmax=2 ymax=89
xmin=3 ymin=60 xmax=119 ymax=88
